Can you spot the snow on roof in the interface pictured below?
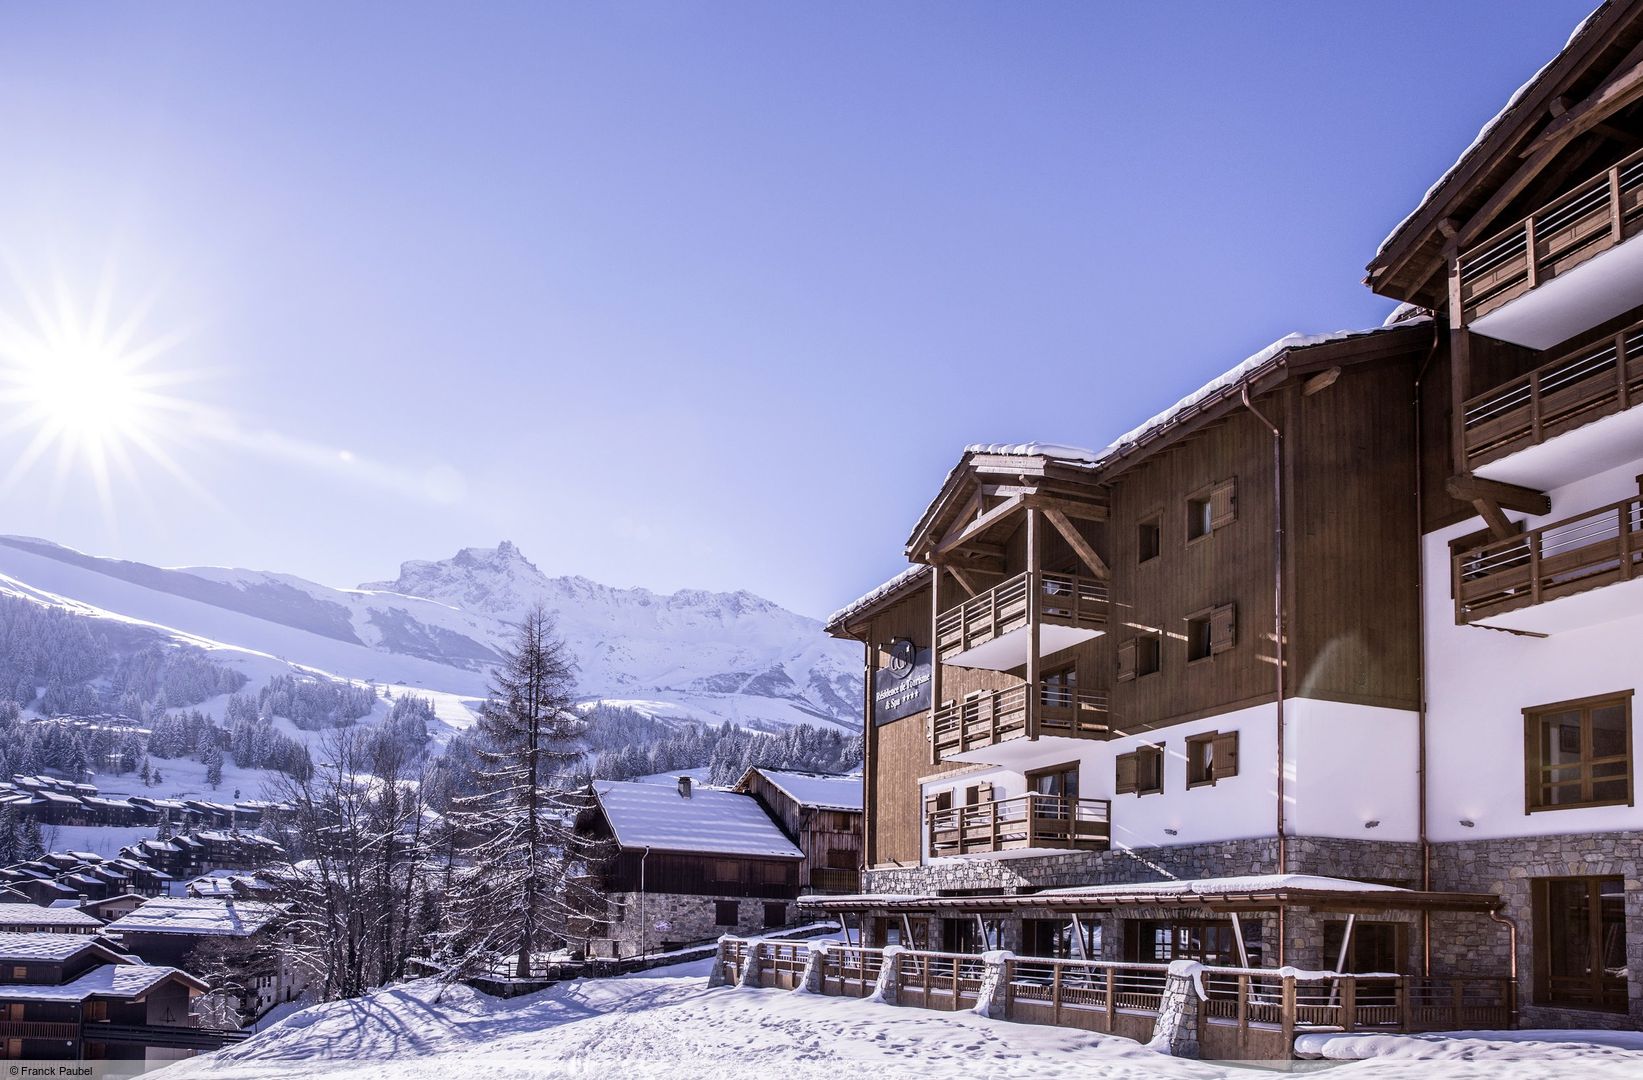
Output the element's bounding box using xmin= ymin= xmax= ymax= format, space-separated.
xmin=1034 ymin=873 xmax=1411 ymax=899
xmin=826 ymin=563 xmax=931 ymax=630
xmin=103 ymin=897 xmax=283 ymax=937
xmin=749 ymin=769 xmax=863 ymax=812
xmin=1375 ymin=8 xmax=1600 ymax=260
xmin=592 ymin=780 xmax=803 ymax=859
xmin=0 ymin=905 xmax=101 ymax=928
xmin=0 ymin=931 xmax=104 ymax=961
xmin=961 ymin=442 xmax=1101 ymax=463
xmin=0 ymin=963 xmax=202 ymax=1002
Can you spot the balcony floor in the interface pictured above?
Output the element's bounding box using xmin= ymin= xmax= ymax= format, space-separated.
xmin=1472 ymin=228 xmax=1643 ymax=349
xmin=1475 ymin=402 xmax=1643 ymax=490
xmin=945 ymin=732 xmax=1102 ymax=769
xmin=1471 ymin=570 xmax=1643 ymax=635
xmin=943 ymin=623 xmax=1102 ymax=671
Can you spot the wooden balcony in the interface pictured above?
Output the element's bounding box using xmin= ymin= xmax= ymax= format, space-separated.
xmin=1459 ymin=145 xmax=1643 ymax=344
xmin=0 ymin=1019 xmax=79 ymax=1041
xmin=935 ymin=571 xmax=1107 ymax=670
xmin=930 ymin=684 xmax=1109 ymax=760
xmin=927 ymin=793 xmax=1110 ymax=857
xmin=808 ymin=867 xmax=861 ymax=895
xmin=1454 ymin=494 xmax=1643 ymax=628
xmin=1463 ymin=317 xmax=1643 ymax=476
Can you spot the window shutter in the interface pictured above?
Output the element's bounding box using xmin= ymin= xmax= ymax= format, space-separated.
xmin=923 ymin=794 xmax=940 ymax=820
xmin=1117 ymin=640 xmax=1137 ymax=682
xmin=1213 ymin=731 xmax=1239 ymax=778
xmin=1210 ymin=479 xmax=1237 ymax=529
xmin=966 ymin=782 xmax=993 ymax=806
xmin=1115 ymin=752 xmax=1138 ymax=795
xmin=1210 ymin=603 xmax=1237 ymax=654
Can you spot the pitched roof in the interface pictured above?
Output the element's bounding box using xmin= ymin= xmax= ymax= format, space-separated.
xmin=103 ymin=897 xmax=284 ymax=937
xmin=0 ymin=905 xmax=101 ymax=929
xmin=0 ymin=931 xmax=113 ymax=962
xmin=0 ymin=963 xmax=204 ymax=1003
xmin=826 ymin=563 xmax=931 ymax=632
xmin=743 ymin=769 xmax=863 ymax=812
xmin=592 ymin=780 xmax=802 ymax=859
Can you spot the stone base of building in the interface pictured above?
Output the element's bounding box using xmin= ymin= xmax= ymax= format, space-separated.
xmin=582 ymin=891 xmax=797 ymax=959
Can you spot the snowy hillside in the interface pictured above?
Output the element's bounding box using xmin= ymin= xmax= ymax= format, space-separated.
xmin=0 ymin=536 xmax=860 ymax=733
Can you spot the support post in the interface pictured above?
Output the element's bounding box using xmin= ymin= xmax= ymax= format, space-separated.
xmin=1230 ymin=912 xmax=1251 ymax=969
xmin=929 ymin=565 xmax=943 ymax=767
xmin=1026 ymin=507 xmax=1042 ymax=740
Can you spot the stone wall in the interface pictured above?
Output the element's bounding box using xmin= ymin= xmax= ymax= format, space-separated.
xmin=1429 ymin=830 xmax=1643 ymax=1029
xmin=586 ymin=891 xmax=793 ymax=958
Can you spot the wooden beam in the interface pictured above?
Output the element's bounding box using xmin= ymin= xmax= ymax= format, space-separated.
xmin=1302 ymin=367 xmax=1341 ymax=397
xmin=1473 ymin=498 xmax=1518 ymax=541
xmin=945 ymin=564 xmax=981 ymax=598
xmin=1024 ymin=494 xmax=1108 ymax=522
xmin=1520 ymin=43 xmax=1643 ymax=159
xmin=935 ymin=495 xmax=1022 ymax=556
xmin=1043 ymin=507 xmax=1110 ymax=580
xmin=1446 ymin=474 xmax=1551 ymax=516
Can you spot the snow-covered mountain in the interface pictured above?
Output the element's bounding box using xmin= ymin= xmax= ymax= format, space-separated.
xmin=0 ymin=536 xmax=861 ymax=732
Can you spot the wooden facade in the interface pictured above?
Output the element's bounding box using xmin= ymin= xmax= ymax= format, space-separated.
xmin=733 ymin=769 xmax=864 ymax=895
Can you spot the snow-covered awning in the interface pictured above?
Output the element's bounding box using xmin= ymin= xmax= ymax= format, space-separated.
xmin=799 ymin=874 xmax=1501 ymax=914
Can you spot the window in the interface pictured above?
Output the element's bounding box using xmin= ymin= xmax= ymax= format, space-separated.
xmin=710 ymin=859 xmax=742 ymax=885
xmin=1028 ymin=762 xmax=1079 ymax=800
xmin=1186 ymin=731 xmax=1239 ymax=787
xmin=757 ymin=861 xmax=790 ymax=886
xmin=1118 ymin=635 xmax=1161 ymax=681
xmin=714 ymin=900 xmax=740 ymax=927
xmin=1186 ymin=603 xmax=1237 ymax=662
xmin=1186 ymin=479 xmax=1237 ymax=542
xmin=9 ymin=966 xmax=23 ymax=980
xmin=1323 ymin=922 xmax=1404 ymax=975
xmin=1116 ymin=744 xmax=1164 ymax=796
xmin=763 ymin=902 xmax=787 ymax=929
xmin=1127 ymin=919 xmax=1257 ymax=966
xmin=1532 ymin=877 xmax=1627 ymax=1010
xmin=1186 ymin=612 xmax=1212 ymax=662
xmin=1040 ymin=665 xmax=1077 ymax=711
xmin=1138 ymin=516 xmax=1161 ymax=563
xmin=1525 ymin=692 xmax=1633 ymax=811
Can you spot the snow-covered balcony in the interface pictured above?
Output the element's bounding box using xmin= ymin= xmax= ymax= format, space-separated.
xmin=1453 ymin=493 xmax=1643 ymax=634
xmin=934 ymin=571 xmax=1106 ymax=670
xmin=1462 ymin=318 xmax=1643 ymax=488
xmin=926 ymin=792 xmax=1110 ymax=858
xmin=1461 ymin=147 xmax=1643 ymax=349
xmin=930 ymin=683 xmax=1108 ymax=766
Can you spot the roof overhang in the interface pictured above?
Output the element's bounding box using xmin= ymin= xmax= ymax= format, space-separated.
xmin=799 ymin=887 xmax=1502 ymax=916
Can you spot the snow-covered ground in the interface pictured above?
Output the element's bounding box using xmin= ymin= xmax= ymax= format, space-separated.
xmin=164 ymin=958 xmax=1643 ymax=1080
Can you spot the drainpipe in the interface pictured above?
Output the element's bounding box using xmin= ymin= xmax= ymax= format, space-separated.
xmin=640 ymin=845 xmax=651 ymax=960
xmin=1413 ymin=318 xmax=1442 ymax=976
xmin=1239 ymin=381 xmax=1287 ymax=877
xmin=1488 ymin=909 xmax=1521 ymax=1028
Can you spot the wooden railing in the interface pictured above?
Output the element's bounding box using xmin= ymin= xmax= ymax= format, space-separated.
xmin=0 ymin=1019 xmax=79 ymax=1041
xmin=716 ymin=938 xmax=751 ymax=985
xmin=1199 ymin=970 xmax=1514 ymax=1036
xmin=891 ymin=949 xmax=987 ymax=1011
xmin=930 ymin=684 xmax=1109 ymax=758
xmin=1453 ymin=494 xmax=1643 ymax=623
xmin=1458 ymin=145 xmax=1643 ymax=323
xmin=808 ymin=867 xmax=860 ymax=895
xmin=816 ymin=944 xmax=883 ymax=997
xmin=927 ymin=793 xmax=1111 ymax=857
xmin=1003 ymin=957 xmax=1171 ymax=1026
xmin=1463 ymin=317 xmax=1643 ymax=468
xmin=935 ymin=571 xmax=1107 ymax=662
xmin=756 ymin=941 xmax=811 ymax=990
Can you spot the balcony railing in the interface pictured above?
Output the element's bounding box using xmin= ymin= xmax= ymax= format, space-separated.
xmin=1462 ymin=317 xmax=1643 ymax=469
xmin=1458 ymin=145 xmax=1643 ymax=323
xmin=935 ymin=571 xmax=1107 ymax=663
xmin=930 ymin=684 xmax=1109 ymax=758
xmin=1453 ymin=494 xmax=1643 ymax=624
xmin=927 ymin=793 xmax=1110 ymax=857
xmin=808 ymin=867 xmax=861 ymax=895
xmin=0 ymin=1020 xmax=79 ymax=1041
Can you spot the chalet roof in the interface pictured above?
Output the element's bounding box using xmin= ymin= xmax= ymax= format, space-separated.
xmin=0 ymin=931 xmax=116 ymax=962
xmin=0 ymin=905 xmax=101 ymax=929
xmin=591 ymin=780 xmax=803 ymax=859
xmin=826 ymin=564 xmax=931 ymax=633
xmin=1368 ymin=1 xmax=1643 ymax=304
xmin=0 ymin=964 xmax=204 ymax=1003
xmin=103 ymin=897 xmax=284 ymax=937
xmin=740 ymin=769 xmax=864 ymax=812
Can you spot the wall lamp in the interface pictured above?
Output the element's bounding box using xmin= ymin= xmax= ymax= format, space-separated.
xmin=1459 ymin=819 xmax=1476 ymax=828
xmin=1363 ymin=820 xmax=1381 ymax=830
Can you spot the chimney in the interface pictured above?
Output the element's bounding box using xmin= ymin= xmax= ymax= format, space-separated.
xmin=677 ymin=776 xmax=693 ymax=799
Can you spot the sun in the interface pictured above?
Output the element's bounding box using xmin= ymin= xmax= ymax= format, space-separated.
xmin=0 ymin=269 xmax=206 ymax=522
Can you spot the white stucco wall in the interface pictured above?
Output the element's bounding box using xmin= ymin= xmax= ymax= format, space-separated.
xmin=1424 ymin=456 xmax=1643 ymax=844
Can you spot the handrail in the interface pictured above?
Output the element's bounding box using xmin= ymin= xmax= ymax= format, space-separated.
xmin=1458 ymin=145 xmax=1643 ymax=319
xmin=935 ymin=571 xmax=1107 ymax=660
xmin=1453 ymin=494 xmax=1643 ymax=623
xmin=1461 ymin=316 xmax=1643 ymax=467
xmin=927 ymin=792 xmax=1112 ymax=856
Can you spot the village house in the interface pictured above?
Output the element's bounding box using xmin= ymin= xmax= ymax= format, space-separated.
xmin=732 ymin=768 xmax=864 ymax=895
xmin=0 ymin=930 xmax=217 ymax=1064
xmin=0 ymin=904 xmax=101 ymax=935
xmin=577 ymin=777 xmax=803 ymax=957
xmin=790 ymin=0 xmax=1643 ymax=1046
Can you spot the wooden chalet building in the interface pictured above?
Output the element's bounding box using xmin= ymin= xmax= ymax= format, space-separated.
xmin=0 ymin=931 xmax=219 ymax=1063
xmin=577 ymin=777 xmax=804 ymax=957
xmin=804 ymin=0 xmax=1643 ymax=1038
xmin=732 ymin=768 xmax=864 ymax=895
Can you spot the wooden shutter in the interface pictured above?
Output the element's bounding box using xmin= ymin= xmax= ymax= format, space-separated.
xmin=1213 ymin=731 xmax=1239 ymax=779
xmin=1210 ymin=603 xmax=1237 ymax=654
xmin=1117 ymin=640 xmax=1137 ymax=682
xmin=1209 ymin=479 xmax=1237 ymax=529
xmin=1115 ymin=752 xmax=1138 ymax=795
xmin=966 ymin=782 xmax=993 ymax=806
xmin=923 ymin=793 xmax=940 ymax=821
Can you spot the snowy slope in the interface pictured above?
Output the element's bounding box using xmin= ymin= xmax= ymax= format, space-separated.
xmin=0 ymin=536 xmax=860 ymax=732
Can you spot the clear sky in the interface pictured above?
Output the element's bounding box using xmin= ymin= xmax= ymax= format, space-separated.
xmin=0 ymin=1 xmax=1598 ymax=618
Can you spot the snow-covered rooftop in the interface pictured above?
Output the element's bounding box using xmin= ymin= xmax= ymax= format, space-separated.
xmin=0 ymin=905 xmax=102 ymax=928
xmin=0 ymin=963 xmax=201 ymax=1002
xmin=0 ymin=931 xmax=106 ymax=961
xmin=1034 ymin=873 xmax=1409 ymax=898
xmin=826 ymin=563 xmax=930 ymax=630
xmin=103 ymin=897 xmax=284 ymax=937
xmin=593 ymin=780 xmax=803 ymax=859
xmin=748 ymin=769 xmax=863 ymax=812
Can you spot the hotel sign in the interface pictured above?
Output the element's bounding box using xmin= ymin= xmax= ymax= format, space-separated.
xmin=873 ymin=637 xmax=931 ymax=725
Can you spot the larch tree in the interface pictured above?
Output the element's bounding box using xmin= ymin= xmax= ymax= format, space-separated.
xmin=443 ymin=604 xmax=601 ymax=980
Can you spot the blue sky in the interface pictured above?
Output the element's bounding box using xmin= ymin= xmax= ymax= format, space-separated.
xmin=0 ymin=1 xmax=1597 ymax=618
